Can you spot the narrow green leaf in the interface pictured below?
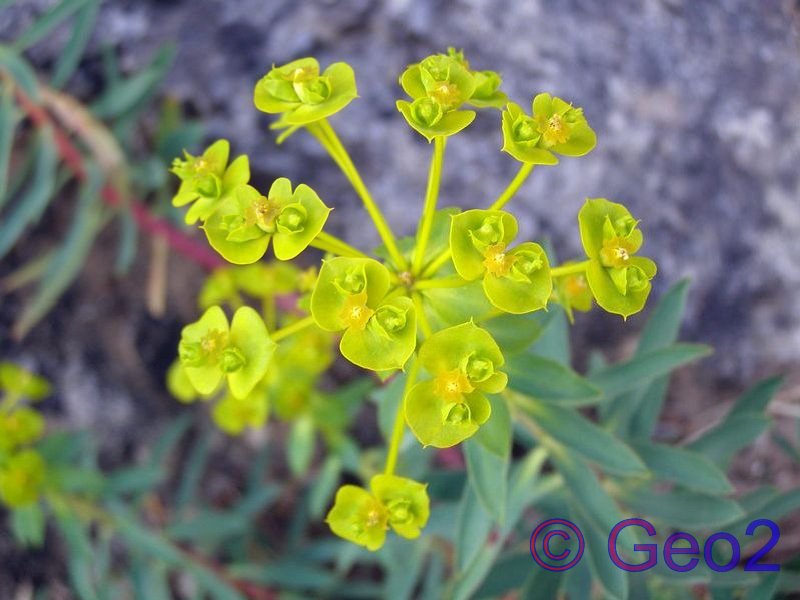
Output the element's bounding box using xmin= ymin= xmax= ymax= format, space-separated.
xmin=51 ymin=0 xmax=100 ymax=88
xmin=529 ymin=305 xmax=570 ymax=365
xmin=629 ymin=440 xmax=733 ymax=495
xmin=507 ymin=354 xmax=601 ymax=406
xmin=472 ymin=551 xmax=535 ymax=599
xmin=571 ymin=502 xmax=629 ymax=600
xmin=309 ymin=456 xmax=341 ymax=518
xmin=637 ymin=279 xmax=689 ymax=353
xmin=520 ymin=397 xmax=646 ymax=476
xmin=628 ymin=376 xmax=669 ymax=438
xmin=13 ymin=161 xmax=105 ymax=338
xmin=455 ymin=483 xmax=493 ymax=572
xmin=463 ymin=436 xmax=508 ymax=522
xmin=176 ymin=433 xmax=211 ymax=511
xmin=167 ymin=510 xmax=248 ymax=544
xmin=687 ymin=414 xmax=770 ymax=468
xmin=0 ymin=44 xmax=41 ymax=100
xmin=472 ymin=394 xmax=511 ymax=457
xmin=0 ymin=127 xmax=58 ymax=259
xmin=10 ymin=504 xmax=45 ymax=547
xmin=149 ymin=414 xmax=191 ymax=467
xmin=12 ymin=0 xmax=89 ymax=51
xmin=589 ymin=343 xmax=712 ymax=398
xmin=743 ymin=574 xmax=780 ymax=600
xmin=287 ymin=415 xmax=315 ymax=477
xmin=728 ymin=376 xmax=783 ymax=418
xmin=619 ymin=484 xmax=744 ymax=528
xmin=104 ymin=465 xmax=164 ymax=497
xmin=0 ymin=82 xmax=19 ymax=206
xmin=91 ymin=46 xmax=174 ymax=120
xmin=519 ymin=568 xmax=562 ymax=600
xmin=482 ymin=310 xmax=553 ymax=354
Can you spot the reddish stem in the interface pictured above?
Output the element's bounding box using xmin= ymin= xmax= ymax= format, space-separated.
xmin=13 ymin=89 xmax=225 ymax=271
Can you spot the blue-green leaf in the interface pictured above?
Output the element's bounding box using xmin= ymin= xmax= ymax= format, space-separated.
xmin=51 ymin=0 xmax=99 ymax=87
xmin=507 ymin=354 xmax=601 ymax=406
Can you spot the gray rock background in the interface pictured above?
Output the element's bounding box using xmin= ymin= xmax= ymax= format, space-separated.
xmin=3 ymin=0 xmax=800 ymax=383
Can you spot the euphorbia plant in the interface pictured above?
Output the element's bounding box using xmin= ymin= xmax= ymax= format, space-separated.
xmin=169 ymin=48 xmax=658 ymax=552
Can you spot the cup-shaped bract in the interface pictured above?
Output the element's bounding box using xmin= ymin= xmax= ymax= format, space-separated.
xmin=166 ymin=360 xmax=201 ymax=404
xmin=178 ymin=306 xmax=230 ymax=395
xmin=370 ymin=474 xmax=430 ymax=540
xmin=203 ymin=179 xmax=330 ymax=265
xmin=396 ymin=99 xmax=476 ymax=142
xmin=340 ymin=296 xmax=417 ymax=371
xmin=184 ymin=155 xmax=251 ymax=225
xmin=212 ymin=389 xmax=269 ymax=435
xmin=444 ymin=47 xmax=507 ymax=109
xmin=482 ymin=241 xmax=552 ymax=314
xmin=227 ymin=306 xmax=276 ymax=399
xmin=253 ymin=58 xmax=358 ymax=126
xmin=0 ymin=362 xmax=51 ymax=400
xmin=0 ymin=408 xmax=44 ymax=452
xmin=171 ymin=139 xmax=229 ymax=206
xmin=450 ymin=209 xmax=519 ymax=281
xmin=326 ymin=484 xmax=389 ymax=551
xmin=552 ymin=266 xmax=593 ymax=323
xmin=578 ymin=198 xmax=656 ymax=318
xmin=406 ymin=322 xmax=506 ymax=447
xmin=0 ymin=449 xmax=45 ymax=507
xmin=310 ymin=257 xmax=392 ymax=332
xmin=502 ymin=94 xmax=596 ymax=165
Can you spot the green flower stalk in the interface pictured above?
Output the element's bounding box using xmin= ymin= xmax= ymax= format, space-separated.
xmin=405 ymin=322 xmax=506 ymax=447
xmin=326 ymin=474 xmax=429 ymax=551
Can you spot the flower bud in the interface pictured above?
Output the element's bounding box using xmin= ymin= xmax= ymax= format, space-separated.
xmin=220 ymin=346 xmax=247 ymax=373
xmin=410 ymin=97 xmax=443 ymax=127
xmin=276 ymin=203 xmax=308 ymax=235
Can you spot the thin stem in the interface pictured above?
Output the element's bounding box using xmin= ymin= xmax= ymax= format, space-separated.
xmin=414 ymin=276 xmax=467 ymax=290
xmin=420 ymin=247 xmax=453 ymax=279
xmin=309 ymin=231 xmax=370 ymax=258
xmin=384 ymin=359 xmax=419 ymax=475
xmin=412 ymin=136 xmax=446 ymax=275
xmin=412 ymin=292 xmax=433 ymax=339
xmin=271 ymin=315 xmax=315 ymax=342
xmin=550 ymin=260 xmax=590 ymax=278
xmin=310 ymin=119 xmax=408 ymax=270
xmin=488 ymin=163 xmax=534 ymax=211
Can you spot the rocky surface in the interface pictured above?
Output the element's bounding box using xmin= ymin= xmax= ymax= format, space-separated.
xmin=3 ymin=0 xmax=800 ymax=383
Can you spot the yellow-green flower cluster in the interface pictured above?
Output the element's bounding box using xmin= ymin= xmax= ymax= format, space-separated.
xmin=0 ymin=363 xmax=49 ymax=507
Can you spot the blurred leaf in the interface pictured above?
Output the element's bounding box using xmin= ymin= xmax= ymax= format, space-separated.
xmin=10 ymin=504 xmax=45 ymax=547
xmin=472 ymin=551 xmax=534 ymax=599
xmin=176 ymin=433 xmax=211 ymax=511
xmin=571 ymin=502 xmax=629 ymax=600
xmin=482 ymin=310 xmax=553 ymax=354
xmin=637 ymin=279 xmax=689 ymax=353
xmin=728 ymin=376 xmax=783 ymax=418
xmin=91 ymin=46 xmax=175 ymax=120
xmin=464 ymin=436 xmax=508 ymax=522
xmin=51 ymin=0 xmax=99 ymax=87
xmin=455 ymin=482 xmax=493 ymax=572
xmin=113 ymin=206 xmax=138 ymax=275
xmin=380 ymin=537 xmax=425 ymax=600
xmin=12 ymin=0 xmax=89 ymax=51
xmin=589 ymin=343 xmax=712 ymax=398
xmin=13 ymin=162 xmax=106 ymax=338
xmin=131 ymin=558 xmax=171 ymax=600
xmin=53 ymin=506 xmax=99 ymax=600
xmin=157 ymin=121 xmax=205 ymax=164
xmin=743 ymin=574 xmax=780 ymax=600
xmin=0 ymin=126 xmax=58 ymax=259
xmin=309 ymin=455 xmax=341 ymax=519
xmin=235 ymin=483 xmax=281 ymax=517
xmin=150 ymin=414 xmax=191 ymax=467
xmin=0 ymin=44 xmax=41 ymax=100
xmin=619 ymin=484 xmax=744 ymax=528
xmin=419 ymin=550 xmax=446 ymax=600
xmin=104 ymin=465 xmax=164 ymax=497
xmin=167 ymin=510 xmax=249 ymax=544
xmin=629 ymin=440 xmax=733 ymax=495
xmin=473 ymin=394 xmax=511 ymax=457
xmin=49 ymin=466 xmax=106 ymax=496
xmin=0 ymin=81 xmax=19 ymax=207
xmin=288 ymin=415 xmax=315 ymax=477
xmin=507 ymin=354 xmax=601 ymax=406
xmin=373 ymin=372 xmax=405 ymax=441
xmin=229 ymin=559 xmax=336 ymax=590
xmin=529 ymin=305 xmax=570 ymax=364
xmin=519 ymin=397 xmax=646 ymax=476
xmin=687 ymin=414 xmax=771 ymax=469
xmin=520 ymin=569 xmax=562 ymax=600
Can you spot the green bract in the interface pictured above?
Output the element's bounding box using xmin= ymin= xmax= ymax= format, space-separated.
xmin=203 ymin=179 xmax=330 ymax=264
xmin=397 ymin=53 xmax=477 ymax=141
xmin=578 ymin=198 xmax=657 ymax=318
xmin=450 ymin=209 xmax=552 ymax=313
xmin=326 ymin=474 xmax=429 ymax=550
xmin=0 ymin=362 xmax=51 ymax=400
xmin=178 ymin=306 xmax=276 ymax=398
xmin=311 ymin=257 xmax=416 ymax=371
xmin=212 ymin=390 xmax=269 ymax=436
xmin=552 ymin=264 xmax=593 ymax=323
xmin=405 ymin=322 xmax=506 ymax=447
xmin=171 ymin=139 xmax=251 ymax=224
xmin=253 ymin=58 xmax=358 ymax=125
xmin=446 ymin=47 xmax=508 ymax=109
xmin=0 ymin=408 xmax=45 ymax=452
xmin=501 ymin=94 xmax=596 ymax=165
xmin=0 ymin=449 xmax=45 ymax=507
